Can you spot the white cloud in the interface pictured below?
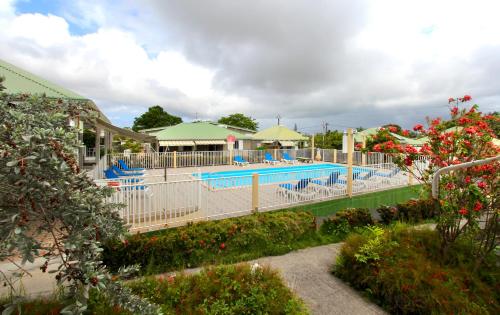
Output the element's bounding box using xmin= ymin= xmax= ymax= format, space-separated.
xmin=0 ymin=0 xmax=499 ymax=130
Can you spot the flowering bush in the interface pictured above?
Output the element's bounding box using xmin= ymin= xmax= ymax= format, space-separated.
xmin=365 ymin=95 xmax=499 ymax=267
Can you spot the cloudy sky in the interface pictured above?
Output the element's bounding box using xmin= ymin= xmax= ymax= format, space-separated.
xmin=1 ymin=0 xmax=499 ymax=133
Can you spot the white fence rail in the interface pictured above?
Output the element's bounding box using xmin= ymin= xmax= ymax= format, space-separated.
xmin=101 ymin=160 xmax=423 ymax=232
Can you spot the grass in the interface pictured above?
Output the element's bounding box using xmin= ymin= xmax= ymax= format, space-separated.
xmin=286 ymin=184 xmax=424 ymax=217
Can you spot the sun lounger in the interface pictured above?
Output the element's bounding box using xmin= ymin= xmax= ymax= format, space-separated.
xmin=281 ymin=152 xmax=298 ymax=164
xmin=277 ymin=178 xmax=315 ymax=201
xmin=104 ymin=169 xmax=143 ymax=184
xmin=118 ymin=159 xmax=145 ymax=171
xmin=234 ymin=155 xmax=249 ymax=166
xmin=264 ymin=152 xmax=280 ymax=165
xmin=111 ymin=165 xmax=144 ymax=177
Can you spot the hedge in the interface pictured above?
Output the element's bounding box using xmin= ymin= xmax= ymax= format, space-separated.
xmin=334 ymin=226 xmax=500 ymax=314
xmin=103 ymin=211 xmax=326 ymax=274
xmin=320 ymin=208 xmax=373 ymax=237
xmin=376 ymin=198 xmax=438 ymax=224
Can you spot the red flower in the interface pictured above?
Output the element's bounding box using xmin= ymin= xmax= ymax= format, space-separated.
xmin=388 ymin=126 xmax=398 ymax=133
xmin=464 ymin=176 xmax=471 ymax=184
xmin=451 ymin=106 xmax=458 ymax=116
xmin=373 ymin=144 xmax=382 ymax=152
xmin=445 ymin=182 xmax=455 ymax=190
xmin=413 ymin=124 xmax=424 ymax=131
xmin=448 ymin=97 xmax=455 ymax=103
xmin=458 ymin=208 xmax=468 ymax=215
xmin=473 ymin=201 xmax=482 ymax=212
xmin=477 ymin=181 xmax=486 ymax=189
xmin=219 ymin=243 xmax=226 ymax=250
xmin=401 ymin=129 xmax=410 ymax=136
xmin=462 ymin=95 xmax=472 ymax=102
xmin=404 ymin=156 xmax=413 ymax=166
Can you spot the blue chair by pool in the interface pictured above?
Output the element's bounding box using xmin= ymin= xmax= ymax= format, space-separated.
xmin=357 ymin=169 xmax=377 ymax=181
xmin=337 ymin=170 xmax=362 ymax=185
xmin=281 ymin=152 xmax=298 ymax=164
xmin=311 ymin=171 xmax=341 ymax=187
xmin=104 ymin=169 xmax=143 ymax=184
xmin=111 ymin=165 xmax=144 ymax=177
xmin=234 ymin=155 xmax=249 ymax=166
xmin=375 ymin=167 xmax=400 ymax=178
xmin=264 ymin=152 xmax=280 ymax=165
xmin=118 ymin=159 xmax=145 ymax=171
xmin=277 ymin=178 xmax=315 ymax=201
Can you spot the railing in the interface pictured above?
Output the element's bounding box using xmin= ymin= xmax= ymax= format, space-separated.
xmin=102 ymin=161 xmax=420 ymax=232
xmin=89 ymin=155 xmax=109 ymax=180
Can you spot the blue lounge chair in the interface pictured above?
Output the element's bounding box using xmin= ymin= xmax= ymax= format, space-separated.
xmin=277 ymin=178 xmax=315 ymax=201
xmin=357 ymin=169 xmax=377 ymax=181
xmin=234 ymin=155 xmax=249 ymax=166
xmin=337 ymin=170 xmax=362 ymax=185
xmin=311 ymin=171 xmax=341 ymax=187
xmin=104 ymin=169 xmax=143 ymax=184
xmin=281 ymin=152 xmax=298 ymax=164
xmin=111 ymin=165 xmax=144 ymax=177
xmin=375 ymin=167 xmax=400 ymax=178
xmin=264 ymin=152 xmax=280 ymax=165
xmin=118 ymin=159 xmax=145 ymax=171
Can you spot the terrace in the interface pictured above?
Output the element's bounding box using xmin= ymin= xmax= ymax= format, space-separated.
xmin=96 ymin=148 xmax=429 ymax=232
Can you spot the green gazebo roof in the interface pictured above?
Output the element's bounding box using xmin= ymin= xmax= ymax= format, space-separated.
xmin=252 ymin=125 xmax=308 ymax=141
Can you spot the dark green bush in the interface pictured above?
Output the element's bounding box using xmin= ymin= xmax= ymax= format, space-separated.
xmin=377 ymin=199 xmax=438 ymax=224
xmin=103 ymin=211 xmax=320 ymax=274
xmin=334 ymin=227 xmax=500 ymax=314
xmin=320 ymin=208 xmax=374 ymax=237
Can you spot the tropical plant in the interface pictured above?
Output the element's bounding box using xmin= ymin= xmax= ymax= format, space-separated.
xmin=0 ymin=89 xmax=158 ymax=314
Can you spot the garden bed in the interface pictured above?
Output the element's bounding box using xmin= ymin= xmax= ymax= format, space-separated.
xmin=103 ymin=211 xmax=339 ymax=274
xmin=333 ymin=226 xmax=500 ymax=314
xmin=2 ymin=264 xmax=309 ymax=314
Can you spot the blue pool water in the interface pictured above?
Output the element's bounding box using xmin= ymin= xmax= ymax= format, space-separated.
xmin=195 ymin=163 xmax=374 ymax=189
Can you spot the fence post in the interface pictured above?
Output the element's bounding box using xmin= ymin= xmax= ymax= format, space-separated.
xmin=274 ymin=148 xmax=278 ymax=161
xmin=197 ymin=168 xmax=203 ymax=214
xmin=252 ymin=173 xmax=259 ymax=212
xmin=311 ymin=134 xmax=315 ymax=162
xmin=173 ymin=151 xmax=177 ymax=168
xmin=361 ymin=136 xmax=366 ymax=166
xmin=229 ymin=150 xmax=233 ymax=165
xmin=333 ymin=149 xmax=337 ymax=163
xmin=347 ymin=128 xmax=353 ymax=197
xmin=408 ymin=164 xmax=414 ymax=185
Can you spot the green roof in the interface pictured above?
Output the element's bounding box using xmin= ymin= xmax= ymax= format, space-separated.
xmin=0 ymin=58 xmax=111 ymax=124
xmin=252 ymin=125 xmax=308 ymax=141
xmin=153 ymin=121 xmax=253 ymax=141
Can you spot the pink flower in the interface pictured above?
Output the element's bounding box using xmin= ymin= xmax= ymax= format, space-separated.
xmin=451 ymin=107 xmax=458 ymax=116
xmin=448 ymin=97 xmax=455 ymax=103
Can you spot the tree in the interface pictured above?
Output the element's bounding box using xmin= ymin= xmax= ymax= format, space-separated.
xmin=217 ymin=113 xmax=258 ymax=131
xmin=0 ymin=88 xmax=158 ymax=313
xmin=488 ymin=111 xmax=500 ymax=137
xmin=314 ymin=130 xmax=343 ymax=149
xmin=367 ymin=95 xmax=499 ymax=268
xmin=132 ymin=105 xmax=182 ymax=131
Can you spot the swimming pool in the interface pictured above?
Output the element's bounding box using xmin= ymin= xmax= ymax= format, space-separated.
xmin=195 ymin=163 xmax=374 ymax=189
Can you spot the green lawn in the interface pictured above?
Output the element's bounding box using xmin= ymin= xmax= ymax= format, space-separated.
xmin=286 ymin=185 xmax=425 ymax=217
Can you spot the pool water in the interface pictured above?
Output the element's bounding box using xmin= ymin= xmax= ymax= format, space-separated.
xmin=195 ymin=163 xmax=374 ymax=189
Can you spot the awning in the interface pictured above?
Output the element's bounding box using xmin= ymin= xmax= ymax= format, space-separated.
xmin=261 ymin=140 xmax=274 ymax=144
xmin=159 ymin=140 xmax=195 ymax=146
xmin=279 ymin=141 xmax=295 ymax=147
xmin=195 ymin=140 xmax=226 ymax=145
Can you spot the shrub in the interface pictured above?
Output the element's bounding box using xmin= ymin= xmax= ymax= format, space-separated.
xmin=2 ymin=264 xmax=309 ymax=315
xmin=103 ymin=211 xmax=319 ymax=274
xmin=334 ymin=227 xmax=500 ymax=314
xmin=377 ymin=199 xmax=438 ymax=224
xmin=320 ymin=208 xmax=373 ymax=237
xmin=128 ymin=264 xmax=308 ymax=314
